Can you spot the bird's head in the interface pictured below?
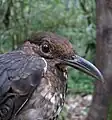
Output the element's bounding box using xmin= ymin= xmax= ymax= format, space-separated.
xmin=25 ymin=32 xmax=104 ymax=81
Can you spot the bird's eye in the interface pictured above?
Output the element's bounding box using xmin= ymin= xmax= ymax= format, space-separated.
xmin=41 ymin=43 xmax=50 ymax=53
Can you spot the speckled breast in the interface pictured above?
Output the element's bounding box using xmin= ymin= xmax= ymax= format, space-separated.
xmin=16 ymin=68 xmax=67 ymax=120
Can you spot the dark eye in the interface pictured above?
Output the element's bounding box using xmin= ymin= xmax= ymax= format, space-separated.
xmin=41 ymin=43 xmax=50 ymax=53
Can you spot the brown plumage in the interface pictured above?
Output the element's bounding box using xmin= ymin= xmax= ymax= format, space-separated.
xmin=0 ymin=32 xmax=104 ymax=120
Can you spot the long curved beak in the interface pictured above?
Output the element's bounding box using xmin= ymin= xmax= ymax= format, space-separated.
xmin=63 ymin=55 xmax=104 ymax=82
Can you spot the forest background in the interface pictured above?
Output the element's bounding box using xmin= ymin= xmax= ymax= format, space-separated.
xmin=0 ymin=0 xmax=96 ymax=119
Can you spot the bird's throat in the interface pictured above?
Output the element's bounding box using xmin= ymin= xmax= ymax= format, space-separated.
xmin=56 ymin=65 xmax=68 ymax=79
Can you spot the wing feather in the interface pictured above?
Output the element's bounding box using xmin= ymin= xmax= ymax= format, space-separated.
xmin=0 ymin=50 xmax=46 ymax=120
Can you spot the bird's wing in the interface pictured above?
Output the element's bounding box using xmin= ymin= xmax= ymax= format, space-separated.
xmin=0 ymin=51 xmax=46 ymax=120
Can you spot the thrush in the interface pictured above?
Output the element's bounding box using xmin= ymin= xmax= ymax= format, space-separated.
xmin=0 ymin=32 xmax=104 ymax=120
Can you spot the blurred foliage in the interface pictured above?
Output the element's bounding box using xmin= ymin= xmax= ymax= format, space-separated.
xmin=0 ymin=0 xmax=96 ymax=94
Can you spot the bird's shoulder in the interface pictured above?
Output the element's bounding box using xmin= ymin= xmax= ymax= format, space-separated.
xmin=0 ymin=50 xmax=47 ymax=93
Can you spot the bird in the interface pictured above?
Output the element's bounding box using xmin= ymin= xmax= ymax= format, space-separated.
xmin=0 ymin=32 xmax=104 ymax=120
